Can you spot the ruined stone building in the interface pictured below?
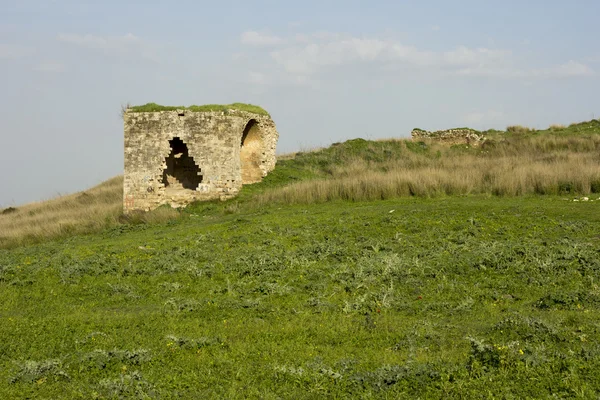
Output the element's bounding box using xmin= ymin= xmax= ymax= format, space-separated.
xmin=123 ymin=104 xmax=278 ymax=212
xmin=411 ymin=128 xmax=487 ymax=146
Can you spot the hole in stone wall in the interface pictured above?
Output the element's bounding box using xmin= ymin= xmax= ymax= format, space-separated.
xmin=240 ymin=119 xmax=263 ymax=184
xmin=162 ymin=137 xmax=202 ymax=191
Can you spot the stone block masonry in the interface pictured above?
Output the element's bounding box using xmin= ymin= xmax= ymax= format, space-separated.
xmin=411 ymin=128 xmax=487 ymax=146
xmin=123 ymin=106 xmax=278 ymax=213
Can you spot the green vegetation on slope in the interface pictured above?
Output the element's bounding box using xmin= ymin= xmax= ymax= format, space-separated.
xmin=128 ymin=102 xmax=270 ymax=116
xmin=1 ymin=119 xmax=600 ymax=396
xmin=2 ymin=120 xmax=600 ymax=249
xmin=1 ymin=197 xmax=599 ymax=397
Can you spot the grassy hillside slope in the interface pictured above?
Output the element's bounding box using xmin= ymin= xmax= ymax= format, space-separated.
xmin=0 ymin=177 xmax=124 ymax=249
xmin=1 ymin=120 xmax=600 ymax=397
xmin=1 ymin=119 xmax=599 ymax=249
xmin=0 ymin=177 xmax=180 ymax=249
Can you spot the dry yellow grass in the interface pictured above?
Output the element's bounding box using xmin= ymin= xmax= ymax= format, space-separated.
xmin=506 ymin=125 xmax=535 ymax=134
xmin=0 ymin=177 xmax=123 ymax=248
xmin=0 ymin=176 xmax=180 ymax=248
xmin=258 ymin=135 xmax=600 ymax=205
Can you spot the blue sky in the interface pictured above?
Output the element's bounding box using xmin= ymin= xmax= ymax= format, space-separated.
xmin=1 ymin=0 xmax=599 ymax=206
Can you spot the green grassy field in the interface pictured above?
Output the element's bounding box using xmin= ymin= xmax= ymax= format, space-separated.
xmin=1 ymin=195 xmax=600 ymax=398
xmin=1 ymin=121 xmax=600 ymax=398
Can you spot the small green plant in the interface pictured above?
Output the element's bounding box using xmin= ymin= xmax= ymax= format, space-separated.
xmin=97 ymin=371 xmax=156 ymax=399
xmin=405 ymin=140 xmax=429 ymax=153
xmin=10 ymin=359 xmax=70 ymax=384
xmin=1 ymin=207 xmax=17 ymax=215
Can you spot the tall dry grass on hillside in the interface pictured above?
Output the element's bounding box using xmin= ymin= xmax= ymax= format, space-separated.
xmin=257 ymin=134 xmax=600 ymax=205
xmin=0 ymin=176 xmax=181 ymax=249
xmin=0 ymin=177 xmax=124 ymax=248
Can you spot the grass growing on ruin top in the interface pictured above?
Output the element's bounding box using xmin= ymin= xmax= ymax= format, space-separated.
xmin=128 ymin=102 xmax=270 ymax=116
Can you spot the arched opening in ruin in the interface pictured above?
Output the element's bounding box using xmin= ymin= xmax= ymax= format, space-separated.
xmin=240 ymin=119 xmax=263 ymax=184
xmin=162 ymin=137 xmax=203 ymax=191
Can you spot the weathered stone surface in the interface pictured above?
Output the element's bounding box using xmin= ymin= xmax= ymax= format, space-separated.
xmin=411 ymin=128 xmax=487 ymax=146
xmin=123 ymin=109 xmax=278 ymax=213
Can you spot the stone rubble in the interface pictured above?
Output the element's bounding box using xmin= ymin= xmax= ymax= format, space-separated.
xmin=411 ymin=128 xmax=487 ymax=146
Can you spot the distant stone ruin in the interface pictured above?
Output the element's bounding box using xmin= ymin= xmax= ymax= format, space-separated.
xmin=411 ymin=128 xmax=487 ymax=146
xmin=123 ymin=104 xmax=278 ymax=212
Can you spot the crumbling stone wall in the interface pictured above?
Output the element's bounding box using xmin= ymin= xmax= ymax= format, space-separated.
xmin=411 ymin=128 xmax=487 ymax=146
xmin=123 ymin=109 xmax=278 ymax=212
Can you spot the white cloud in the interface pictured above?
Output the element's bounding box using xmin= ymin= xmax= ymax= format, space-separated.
xmin=268 ymin=34 xmax=510 ymax=78
xmin=239 ymin=30 xmax=596 ymax=84
xmin=0 ymin=43 xmax=34 ymax=59
xmin=33 ymin=61 xmax=65 ymax=72
xmin=270 ymin=38 xmax=419 ymax=76
xmin=453 ymin=65 xmax=520 ymax=78
xmin=240 ymin=31 xmax=283 ymax=46
xmin=388 ymin=43 xmax=435 ymax=66
xmin=431 ymin=25 xmax=441 ymax=32
xmin=534 ymin=60 xmax=594 ymax=78
xmin=443 ymin=46 xmax=510 ymax=68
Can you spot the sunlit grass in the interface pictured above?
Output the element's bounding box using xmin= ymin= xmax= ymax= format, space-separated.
xmin=1 ymin=197 xmax=599 ymax=397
